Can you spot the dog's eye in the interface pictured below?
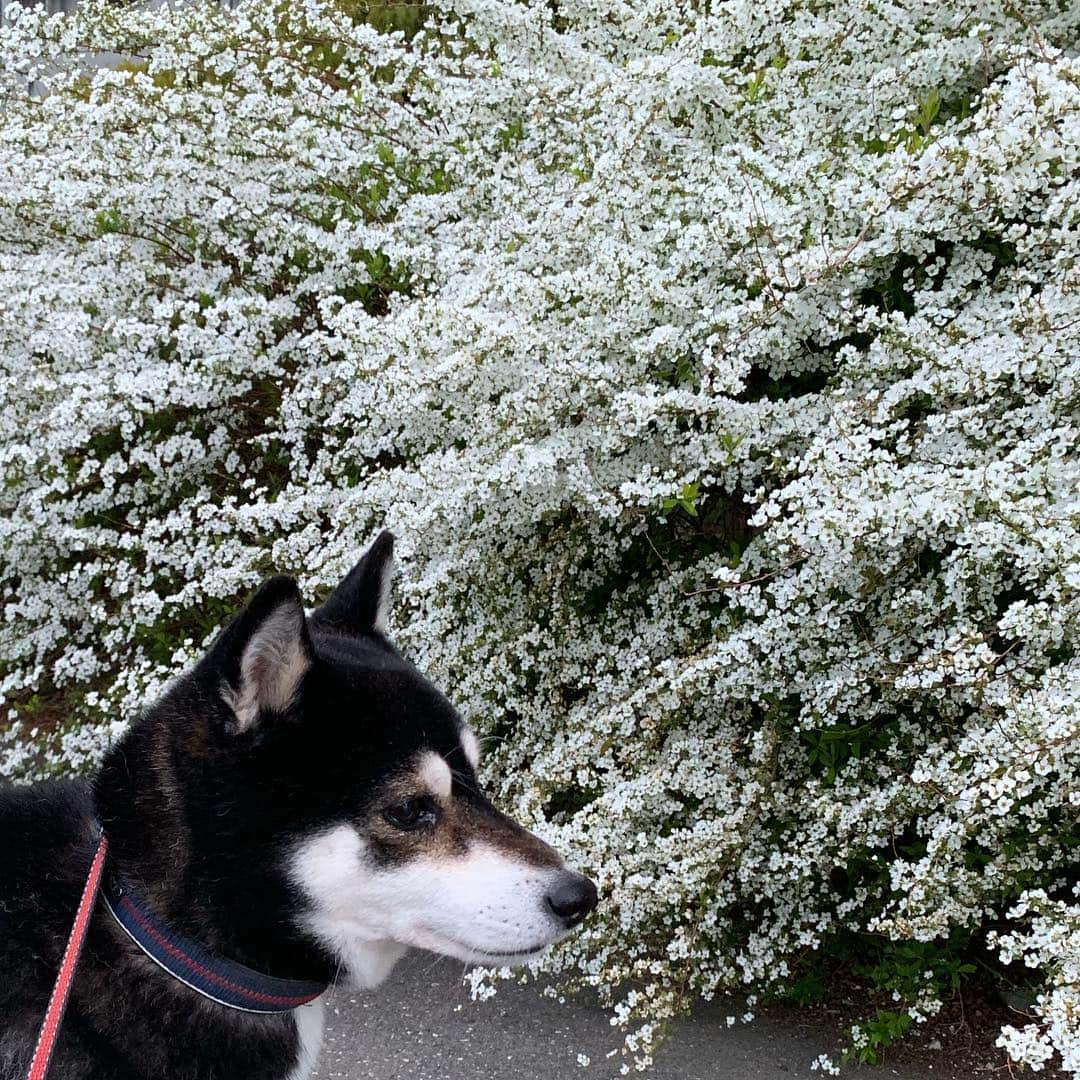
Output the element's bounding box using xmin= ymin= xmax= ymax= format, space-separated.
xmin=383 ymin=796 xmax=438 ymax=831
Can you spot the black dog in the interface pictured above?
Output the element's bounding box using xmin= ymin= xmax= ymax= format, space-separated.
xmin=0 ymin=532 xmax=596 ymax=1079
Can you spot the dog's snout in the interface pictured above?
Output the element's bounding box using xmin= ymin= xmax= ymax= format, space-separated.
xmin=545 ymin=871 xmax=598 ymax=928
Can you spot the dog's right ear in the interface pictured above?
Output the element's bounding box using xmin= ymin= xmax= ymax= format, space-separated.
xmin=310 ymin=530 xmax=395 ymax=637
xmin=209 ymin=576 xmax=313 ymax=734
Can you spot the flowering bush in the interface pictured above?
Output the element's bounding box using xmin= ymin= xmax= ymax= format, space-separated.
xmin=1 ymin=0 xmax=1079 ymax=1070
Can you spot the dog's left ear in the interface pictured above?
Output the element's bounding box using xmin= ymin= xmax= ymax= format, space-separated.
xmin=212 ymin=576 xmax=314 ymax=734
xmin=310 ymin=530 xmax=395 ymax=637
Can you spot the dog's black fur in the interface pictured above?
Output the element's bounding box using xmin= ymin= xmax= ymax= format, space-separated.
xmin=0 ymin=534 xmax=594 ymax=1079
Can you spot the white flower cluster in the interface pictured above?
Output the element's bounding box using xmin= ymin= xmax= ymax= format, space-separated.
xmin=991 ymin=891 xmax=1080 ymax=1073
xmin=1 ymin=0 xmax=1078 ymax=1070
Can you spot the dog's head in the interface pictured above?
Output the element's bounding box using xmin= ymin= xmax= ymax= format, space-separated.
xmin=114 ymin=532 xmax=596 ymax=987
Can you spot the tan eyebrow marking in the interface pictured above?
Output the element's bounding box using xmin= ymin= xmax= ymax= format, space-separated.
xmin=460 ymin=727 xmax=481 ymax=769
xmin=417 ymin=750 xmax=453 ymax=799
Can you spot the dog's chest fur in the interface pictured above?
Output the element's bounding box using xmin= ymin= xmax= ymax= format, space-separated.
xmin=0 ymin=780 xmax=310 ymax=1080
xmin=289 ymin=998 xmax=326 ymax=1080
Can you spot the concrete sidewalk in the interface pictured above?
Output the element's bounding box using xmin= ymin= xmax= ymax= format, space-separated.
xmin=310 ymin=953 xmax=929 ymax=1080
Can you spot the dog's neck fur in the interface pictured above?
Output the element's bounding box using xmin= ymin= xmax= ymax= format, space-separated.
xmin=92 ymin=693 xmax=336 ymax=987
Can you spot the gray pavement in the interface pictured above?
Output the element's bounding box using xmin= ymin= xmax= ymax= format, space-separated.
xmin=311 ymin=953 xmax=930 ymax=1080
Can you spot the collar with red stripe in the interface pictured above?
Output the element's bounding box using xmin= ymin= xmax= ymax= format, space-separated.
xmin=102 ymin=874 xmax=326 ymax=1014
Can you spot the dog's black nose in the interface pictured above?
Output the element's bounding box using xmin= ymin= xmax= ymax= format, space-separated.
xmin=545 ymin=871 xmax=598 ymax=928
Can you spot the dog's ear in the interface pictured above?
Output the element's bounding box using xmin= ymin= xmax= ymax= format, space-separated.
xmin=310 ymin=530 xmax=395 ymax=637
xmin=213 ymin=576 xmax=313 ymax=734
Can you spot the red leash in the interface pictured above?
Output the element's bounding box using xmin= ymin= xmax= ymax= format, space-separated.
xmin=25 ymin=832 xmax=109 ymax=1080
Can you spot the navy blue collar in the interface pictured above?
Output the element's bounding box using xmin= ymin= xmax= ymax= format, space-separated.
xmin=102 ymin=874 xmax=326 ymax=1014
